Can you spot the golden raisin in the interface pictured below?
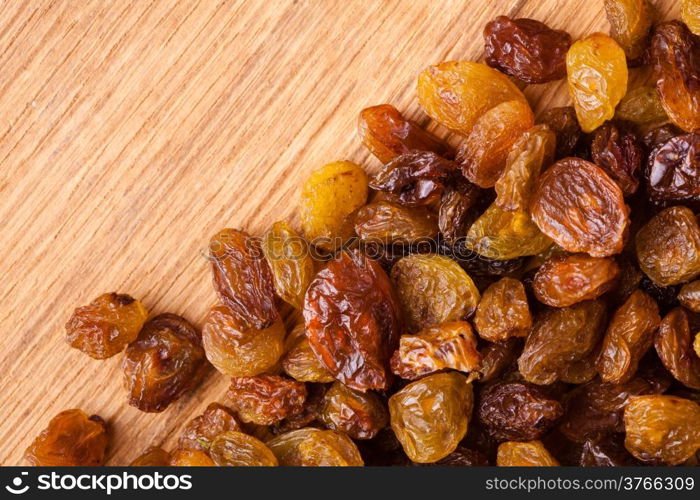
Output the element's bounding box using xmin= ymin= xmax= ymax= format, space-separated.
xmin=179 ymin=403 xmax=241 ymax=452
xmin=224 ymin=374 xmax=307 ymax=426
xmin=318 ymin=382 xmax=388 ymax=440
xmin=474 ymin=278 xmax=531 ymax=342
xmin=496 ymin=441 xmax=560 ymax=466
xmin=170 ymin=449 xmax=216 ymax=466
xmin=281 ymin=324 xmax=335 ymax=383
xmin=604 ymin=0 xmax=654 ymax=61
xmin=267 ymin=428 xmax=364 ymax=466
xmin=209 ymin=431 xmax=278 ymax=466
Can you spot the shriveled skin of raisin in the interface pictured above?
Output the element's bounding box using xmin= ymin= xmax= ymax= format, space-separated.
xmin=597 ymin=290 xmax=660 ymax=384
xmin=267 ymin=427 xmax=364 ymax=466
xmin=478 ymin=382 xmax=563 ymax=442
xmin=358 ymin=104 xmax=452 ymax=163
xmin=533 ymin=254 xmax=620 ymax=307
xmin=438 ymin=178 xmax=481 ymax=244
xmin=300 ymin=161 xmax=368 ymax=251
xmin=209 ymin=228 xmax=278 ymax=330
xmin=604 ymin=0 xmax=654 ymax=61
xmin=224 ymin=374 xmax=307 ymax=425
xmin=389 ymin=372 xmax=473 ymax=463
xmin=683 ymin=0 xmax=700 ymax=35
xmin=643 ymin=123 xmax=684 ymax=150
xmin=389 ymin=321 xmax=481 ymax=380
xmin=209 ymin=431 xmax=278 ymax=466
xmin=391 ymin=254 xmax=480 ymax=333
xmin=281 ymin=324 xmax=334 ymax=383
xmin=24 ymin=410 xmax=108 ymax=466
xmin=678 ymin=281 xmax=700 ymax=313
xmin=170 ymin=449 xmax=216 ymax=466
xmin=318 ymin=382 xmax=388 ymax=440
xmin=458 ymin=99 xmax=535 ymax=188
xmin=530 ymin=158 xmax=630 ymax=257
xmin=474 ymin=278 xmax=531 ymax=342
xmin=539 ymin=107 xmax=581 ymax=159
xmin=271 ymin=383 xmax=327 ymax=435
xmin=484 ymin=16 xmax=571 ymax=84
xmin=635 ymin=206 xmax=700 ymax=286
xmin=478 ymin=338 xmax=522 ymax=382
xmin=123 ymin=313 xmax=206 ymax=413
xmin=566 ymin=33 xmax=628 ymax=133
xmin=354 ymin=201 xmax=438 ymax=245
xmin=579 ymin=438 xmax=639 ymax=466
xmin=369 ymin=151 xmax=456 ymax=207
xmin=130 ymin=447 xmax=171 ymax=466
xmin=590 ymin=121 xmax=644 ymax=196
xmin=261 ymin=221 xmax=315 ymax=310
xmin=650 ymin=21 xmax=700 ymax=133
xmin=419 ymin=446 xmax=490 ymax=466
xmin=654 ymin=307 xmax=700 ymax=389
xmin=65 ymin=292 xmax=148 ymax=359
xmin=202 ymin=304 xmax=285 ymax=377
xmin=304 ymin=250 xmax=403 ymax=392
xmin=179 ymin=403 xmax=241 ymax=452
xmin=646 ymin=134 xmax=700 ymax=205
xmin=496 ymin=441 xmax=560 ymax=466
xmin=623 ymin=395 xmax=700 ymax=465
xmin=417 ymin=61 xmax=527 ymax=135
xmin=518 ymin=300 xmax=607 ymax=385
xmin=615 ymin=86 xmax=668 ymax=124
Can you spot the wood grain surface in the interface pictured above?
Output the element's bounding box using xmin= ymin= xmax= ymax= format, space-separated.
xmin=0 ymin=0 xmax=680 ymax=465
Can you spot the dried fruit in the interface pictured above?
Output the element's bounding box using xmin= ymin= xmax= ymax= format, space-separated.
xmin=319 ymin=382 xmax=388 ymax=440
xmin=417 ymin=61 xmax=527 ymax=135
xmin=304 ymin=250 xmax=402 ymax=391
xmin=179 ymin=403 xmax=241 ymax=452
xmin=300 ymin=161 xmax=369 ymax=251
xmin=496 ymin=441 xmax=560 ymax=466
xmin=539 ymin=106 xmax=582 ymax=159
xmin=391 ymin=254 xmax=480 ymax=332
xmin=267 ymin=427 xmax=364 ymax=466
xmin=420 ymin=446 xmax=490 ymax=466
xmin=615 ymin=85 xmax=668 ymax=124
xmin=532 ymin=254 xmax=620 ymax=307
xmin=597 ymin=290 xmax=660 ymax=384
xmin=635 ymin=206 xmax=700 ymax=286
xmin=65 ymin=292 xmax=148 ymax=359
xmin=123 ymin=313 xmax=205 ymax=413
xmin=354 ymin=201 xmax=438 ymax=244
xmin=579 ymin=438 xmax=639 ymax=466
xmin=484 ymin=16 xmax=571 ymax=83
xmin=643 ymin=123 xmax=684 ymax=150
xmin=202 ymin=304 xmax=285 ymax=377
xmin=478 ymin=338 xmax=522 ymax=382
xmin=209 ymin=228 xmax=277 ymax=330
xmin=604 ymin=0 xmax=654 ymax=61
xmin=224 ymin=374 xmax=307 ymax=425
xmin=474 ymin=278 xmax=531 ymax=342
xmin=695 ymin=332 xmax=700 ymax=357
xmin=438 ymin=178 xmax=481 ymax=244
xmin=678 ymin=280 xmax=700 ymax=312
xmin=518 ymin=300 xmax=607 ymax=385
xmin=478 ymin=382 xmax=563 ymax=442
xmin=209 ymin=431 xmax=278 ymax=466
xmin=458 ymin=99 xmax=534 ymax=188
xmin=654 ymin=307 xmax=700 ymax=389
xmin=530 ymin=158 xmax=630 ymax=257
xmin=683 ymin=0 xmax=700 ymax=35
xmin=24 ymin=410 xmax=108 ymax=466
xmin=623 ymin=395 xmax=700 ymax=465
xmin=130 ymin=447 xmax=171 ymax=466
xmin=646 ymin=134 xmax=700 ymax=205
xmin=389 ymin=372 xmax=473 ymax=463
xmin=566 ymin=33 xmax=628 ymax=132
xmin=591 ymin=121 xmax=644 ymax=196
xmin=358 ymin=104 xmax=452 ymax=163
xmin=281 ymin=324 xmax=335 ymax=383
xmin=170 ymin=449 xmax=216 ymax=466
xmin=390 ymin=321 xmax=481 ymax=380
xmin=650 ymin=21 xmax=700 ymax=133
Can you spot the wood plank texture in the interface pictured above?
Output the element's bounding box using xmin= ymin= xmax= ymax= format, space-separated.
xmin=0 ymin=0 xmax=680 ymax=465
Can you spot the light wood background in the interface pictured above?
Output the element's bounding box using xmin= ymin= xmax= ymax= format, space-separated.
xmin=0 ymin=0 xmax=680 ymax=465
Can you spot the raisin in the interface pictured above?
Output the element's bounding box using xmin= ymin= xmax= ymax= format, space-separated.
xmin=129 ymin=447 xmax=171 ymax=466
xmin=389 ymin=372 xmax=473 ymax=463
xmin=496 ymin=441 xmax=560 ymax=466
xmin=579 ymin=438 xmax=639 ymax=466
xmin=597 ymin=290 xmax=660 ymax=384
xmin=646 ymin=134 xmax=700 ymax=205
xmin=478 ymin=338 xmax=523 ymax=382
xmin=642 ymin=123 xmax=684 ymax=150
xmin=209 ymin=228 xmax=278 ymax=330
xmin=639 ymin=275 xmax=680 ymax=314
xmin=354 ymin=201 xmax=438 ymax=245
xmin=539 ymin=107 xmax=582 ymax=159
xmin=604 ymin=0 xmax=654 ymax=61
xmin=474 ymin=278 xmax=531 ymax=342
xmin=438 ymin=178 xmax=481 ymax=244
xmin=530 ymin=158 xmax=630 ymax=257
xmin=695 ymin=331 xmax=700 ymax=357
xmin=224 ymin=375 xmax=307 ymax=425
xmin=179 ymin=403 xmax=241 ymax=452
xmin=304 ymin=250 xmax=403 ymax=391
xmin=650 ymin=21 xmax=700 ymax=133
xmin=484 ymin=16 xmax=571 ymax=83
xmin=623 ymin=395 xmax=700 ymax=465
xmin=65 ymin=292 xmax=148 ymax=359
xmin=318 ymin=382 xmax=388 ymax=440
xmin=358 ymin=104 xmax=452 ymax=163
xmin=281 ymin=324 xmax=335 ymax=383
xmin=679 ymin=280 xmax=700 ymax=312
xmin=518 ymin=300 xmax=607 ymax=385
xmin=369 ymin=151 xmax=457 ymax=207
xmin=391 ymin=253 xmax=480 ymax=332
xmin=590 ymin=121 xmax=644 ymax=196
xmin=654 ymin=307 xmax=700 ymax=390
xmin=478 ymin=382 xmax=563 ymax=442
xmin=170 ymin=449 xmax=216 ymax=466
xmin=418 ymin=446 xmax=490 ymax=466
xmin=202 ymin=304 xmax=285 ymax=377
xmin=635 ymin=206 xmax=700 ymax=286
xmin=209 ymin=431 xmax=278 ymax=466
xmin=533 ymin=254 xmax=620 ymax=307
xmin=457 ymin=99 xmax=534 ymax=188
xmin=683 ymin=0 xmax=700 ymax=35
xmin=615 ymin=86 xmax=668 ymax=124
xmin=267 ymin=427 xmax=364 ymax=466
xmin=566 ymin=33 xmax=628 ymax=132
xmin=417 ymin=61 xmax=527 ymax=135
xmin=271 ymin=383 xmax=327 ymax=435
xmin=24 ymin=410 xmax=108 ymax=466
xmin=390 ymin=321 xmax=481 ymax=380
xmin=300 ymin=161 xmax=368 ymax=251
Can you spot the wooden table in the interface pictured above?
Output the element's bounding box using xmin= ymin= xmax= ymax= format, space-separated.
xmin=0 ymin=0 xmax=680 ymax=465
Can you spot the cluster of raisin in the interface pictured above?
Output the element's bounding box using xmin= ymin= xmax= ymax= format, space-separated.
xmin=25 ymin=0 xmax=700 ymax=467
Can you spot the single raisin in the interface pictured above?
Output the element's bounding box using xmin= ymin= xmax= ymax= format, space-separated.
xmin=539 ymin=107 xmax=582 ymax=159
xmin=474 ymin=278 xmax=531 ymax=342
xmin=225 ymin=374 xmax=307 ymax=425
xmin=267 ymin=427 xmax=364 ymax=466
xmin=209 ymin=431 xmax=278 ymax=466
xmin=679 ymin=280 xmax=700 ymax=312
xmin=654 ymin=307 xmax=700 ymax=389
xmin=604 ymin=0 xmax=654 ymax=61
xmin=646 ymin=134 xmax=700 ymax=206
xmin=496 ymin=441 xmax=560 ymax=466
xmin=354 ymin=201 xmax=438 ymax=245
xmin=590 ymin=121 xmax=644 ymax=196
xmin=179 ymin=403 xmax=241 ymax=452
xmin=170 ymin=449 xmax=216 ymax=466
xmin=615 ymin=86 xmax=668 ymax=124
xmin=318 ymin=382 xmax=388 ymax=440
xmin=281 ymin=324 xmax=335 ymax=383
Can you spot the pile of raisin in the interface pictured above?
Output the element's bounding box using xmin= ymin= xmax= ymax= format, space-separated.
xmin=25 ymin=0 xmax=700 ymax=467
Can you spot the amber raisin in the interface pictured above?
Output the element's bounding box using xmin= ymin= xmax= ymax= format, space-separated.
xmin=683 ymin=0 xmax=700 ymax=35
xmin=474 ymin=278 xmax=531 ymax=342
xmin=604 ymin=0 xmax=654 ymax=61
xmin=478 ymin=338 xmax=522 ymax=382
xmin=354 ymin=201 xmax=438 ymax=245
xmin=224 ymin=374 xmax=307 ymax=425
xmin=654 ymin=307 xmax=700 ymax=389
xmin=267 ymin=427 xmax=364 ymax=466
xmin=679 ymin=280 xmax=700 ymax=312
xmin=438 ymin=178 xmax=481 ymax=244
xmin=281 ymin=324 xmax=335 ymax=383
xmin=496 ymin=441 xmax=560 ymax=466
xmin=170 ymin=449 xmax=216 ymax=466
xmin=318 ymin=382 xmax=388 ymax=440
xmin=209 ymin=431 xmax=278 ymax=466
xmin=179 ymin=403 xmax=241 ymax=452
xmin=615 ymin=86 xmax=667 ymax=124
